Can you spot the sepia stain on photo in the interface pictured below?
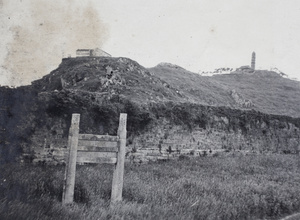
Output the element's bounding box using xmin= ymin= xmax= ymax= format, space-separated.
xmin=1 ymin=1 xmax=300 ymax=219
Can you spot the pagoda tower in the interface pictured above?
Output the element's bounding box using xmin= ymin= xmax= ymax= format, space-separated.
xmin=251 ymin=51 xmax=256 ymax=70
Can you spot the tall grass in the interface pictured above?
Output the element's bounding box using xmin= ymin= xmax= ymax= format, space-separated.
xmin=1 ymin=154 xmax=300 ymax=219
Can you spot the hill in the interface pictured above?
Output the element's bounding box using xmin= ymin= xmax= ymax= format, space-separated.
xmin=34 ymin=57 xmax=300 ymax=117
xmin=1 ymin=57 xmax=300 ymax=164
xmin=32 ymin=57 xmax=183 ymax=104
xmin=149 ymin=63 xmax=300 ymax=117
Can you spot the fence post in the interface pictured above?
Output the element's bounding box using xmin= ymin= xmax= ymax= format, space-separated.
xmin=62 ymin=113 xmax=80 ymax=204
xmin=111 ymin=113 xmax=127 ymax=204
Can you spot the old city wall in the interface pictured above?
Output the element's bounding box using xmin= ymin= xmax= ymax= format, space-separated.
xmin=126 ymin=115 xmax=300 ymax=163
xmin=1 ymin=87 xmax=299 ymax=165
xmin=27 ymin=111 xmax=300 ymax=164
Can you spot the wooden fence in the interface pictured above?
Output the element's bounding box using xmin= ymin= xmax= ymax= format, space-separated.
xmin=62 ymin=113 xmax=127 ymax=205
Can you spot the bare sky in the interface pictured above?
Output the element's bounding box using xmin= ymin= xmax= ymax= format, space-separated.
xmin=1 ymin=0 xmax=300 ymax=86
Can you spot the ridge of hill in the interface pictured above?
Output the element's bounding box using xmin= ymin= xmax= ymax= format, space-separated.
xmin=32 ymin=57 xmax=184 ymax=104
xmin=32 ymin=57 xmax=300 ymax=117
xmin=149 ymin=64 xmax=300 ymax=117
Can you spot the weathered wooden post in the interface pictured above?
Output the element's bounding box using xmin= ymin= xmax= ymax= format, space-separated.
xmin=111 ymin=113 xmax=127 ymax=203
xmin=62 ymin=113 xmax=80 ymax=204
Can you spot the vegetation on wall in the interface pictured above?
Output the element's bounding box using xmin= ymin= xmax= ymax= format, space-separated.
xmin=1 ymin=83 xmax=300 ymax=163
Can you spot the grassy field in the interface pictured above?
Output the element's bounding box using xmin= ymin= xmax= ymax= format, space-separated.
xmin=1 ymin=154 xmax=300 ymax=220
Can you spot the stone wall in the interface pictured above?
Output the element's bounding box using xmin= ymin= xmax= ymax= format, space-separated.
xmin=26 ymin=112 xmax=300 ymax=165
xmin=125 ymin=117 xmax=300 ymax=163
xmin=23 ymin=117 xmax=69 ymax=164
xmin=1 ymin=86 xmax=299 ymax=165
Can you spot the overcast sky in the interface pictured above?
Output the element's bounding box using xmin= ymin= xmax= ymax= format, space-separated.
xmin=1 ymin=0 xmax=300 ymax=86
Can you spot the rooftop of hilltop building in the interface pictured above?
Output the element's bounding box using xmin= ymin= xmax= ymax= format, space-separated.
xmin=75 ymin=48 xmax=111 ymax=58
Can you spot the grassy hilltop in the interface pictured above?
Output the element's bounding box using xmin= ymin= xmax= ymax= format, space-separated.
xmin=150 ymin=63 xmax=300 ymax=117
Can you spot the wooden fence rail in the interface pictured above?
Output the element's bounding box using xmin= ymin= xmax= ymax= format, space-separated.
xmin=62 ymin=113 xmax=127 ymax=205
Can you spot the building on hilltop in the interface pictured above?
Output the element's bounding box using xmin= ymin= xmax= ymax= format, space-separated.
xmin=236 ymin=65 xmax=254 ymax=73
xmin=76 ymin=48 xmax=111 ymax=57
xmin=251 ymin=51 xmax=256 ymax=70
xmin=236 ymin=52 xmax=256 ymax=73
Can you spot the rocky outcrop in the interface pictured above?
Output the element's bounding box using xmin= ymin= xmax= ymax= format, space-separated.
xmin=231 ymin=89 xmax=253 ymax=108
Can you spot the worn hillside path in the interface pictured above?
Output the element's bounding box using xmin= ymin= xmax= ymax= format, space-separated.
xmin=280 ymin=213 xmax=300 ymax=220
